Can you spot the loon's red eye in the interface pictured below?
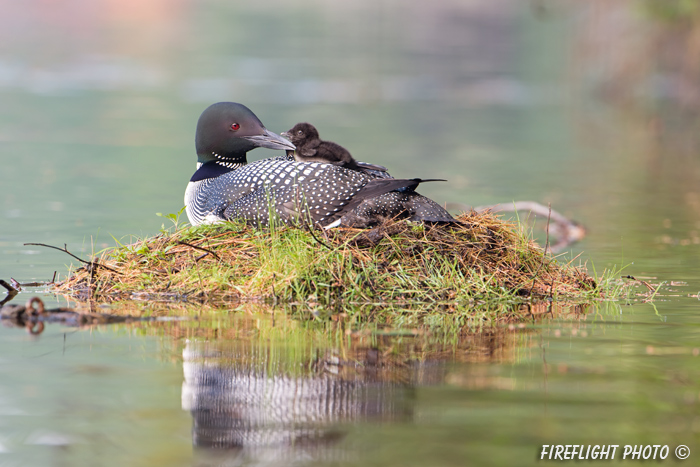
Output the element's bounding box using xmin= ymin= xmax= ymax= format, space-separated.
xmin=230 ymin=122 xmax=240 ymax=131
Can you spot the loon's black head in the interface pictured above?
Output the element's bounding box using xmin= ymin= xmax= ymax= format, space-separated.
xmin=195 ymin=102 xmax=295 ymax=164
xmin=281 ymin=122 xmax=320 ymax=148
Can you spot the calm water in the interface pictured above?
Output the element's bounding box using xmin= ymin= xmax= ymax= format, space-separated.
xmin=1 ymin=1 xmax=700 ymax=465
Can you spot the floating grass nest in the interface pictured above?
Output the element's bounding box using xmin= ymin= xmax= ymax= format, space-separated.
xmin=54 ymin=211 xmax=607 ymax=304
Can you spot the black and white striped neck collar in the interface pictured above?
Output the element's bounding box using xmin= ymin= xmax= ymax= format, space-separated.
xmin=214 ymin=159 xmax=245 ymax=169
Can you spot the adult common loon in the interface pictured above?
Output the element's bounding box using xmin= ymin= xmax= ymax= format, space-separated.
xmin=184 ymin=102 xmax=455 ymax=228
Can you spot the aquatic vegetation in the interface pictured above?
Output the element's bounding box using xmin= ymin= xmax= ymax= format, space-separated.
xmin=53 ymin=210 xmax=620 ymax=307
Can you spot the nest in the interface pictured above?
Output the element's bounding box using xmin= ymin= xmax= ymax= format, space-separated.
xmin=53 ymin=211 xmax=597 ymax=304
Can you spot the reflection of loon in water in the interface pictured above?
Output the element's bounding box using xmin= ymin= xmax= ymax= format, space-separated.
xmin=181 ymin=341 xmax=438 ymax=460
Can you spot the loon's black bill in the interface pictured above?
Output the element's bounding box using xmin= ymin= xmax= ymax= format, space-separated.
xmin=242 ymin=129 xmax=296 ymax=151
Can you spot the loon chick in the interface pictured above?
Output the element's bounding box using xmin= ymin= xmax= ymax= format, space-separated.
xmin=281 ymin=122 xmax=387 ymax=175
xmin=184 ymin=102 xmax=448 ymax=228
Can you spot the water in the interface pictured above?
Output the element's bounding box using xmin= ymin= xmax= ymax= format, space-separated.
xmin=1 ymin=1 xmax=700 ymax=465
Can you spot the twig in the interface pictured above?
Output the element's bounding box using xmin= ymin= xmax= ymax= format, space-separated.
xmin=24 ymin=243 xmax=121 ymax=274
xmin=307 ymin=224 xmax=334 ymax=250
xmin=16 ymin=281 xmax=50 ymax=287
xmin=0 ymin=279 xmax=17 ymax=294
xmin=0 ymin=280 xmax=18 ymax=294
xmin=623 ymin=275 xmax=662 ymax=303
xmin=528 ymin=203 xmax=552 ymax=297
xmin=544 ymin=203 xmax=551 ymax=255
xmin=0 ymin=280 xmax=19 ymax=307
xmin=293 ymin=203 xmax=334 ymax=251
xmin=544 ymin=205 xmax=555 ymax=298
xmin=271 ymin=273 xmax=278 ymax=305
xmin=622 ymin=275 xmax=655 ymax=292
xmin=643 ymin=282 xmax=664 ymax=303
xmin=176 ymin=240 xmax=221 ymax=261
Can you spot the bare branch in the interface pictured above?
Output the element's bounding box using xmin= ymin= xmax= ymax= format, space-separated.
xmin=24 ymin=243 xmax=121 ymax=274
xmin=0 ymin=279 xmax=18 ymax=294
xmin=0 ymin=279 xmax=19 ymax=307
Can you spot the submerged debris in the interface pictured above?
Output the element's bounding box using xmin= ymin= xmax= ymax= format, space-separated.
xmin=53 ymin=211 xmax=600 ymax=304
xmin=0 ymin=297 xmax=143 ymax=334
xmin=0 ymin=296 xmax=193 ymax=335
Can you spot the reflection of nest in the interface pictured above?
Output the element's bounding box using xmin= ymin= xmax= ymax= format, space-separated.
xmin=180 ymin=307 xmax=588 ymax=454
